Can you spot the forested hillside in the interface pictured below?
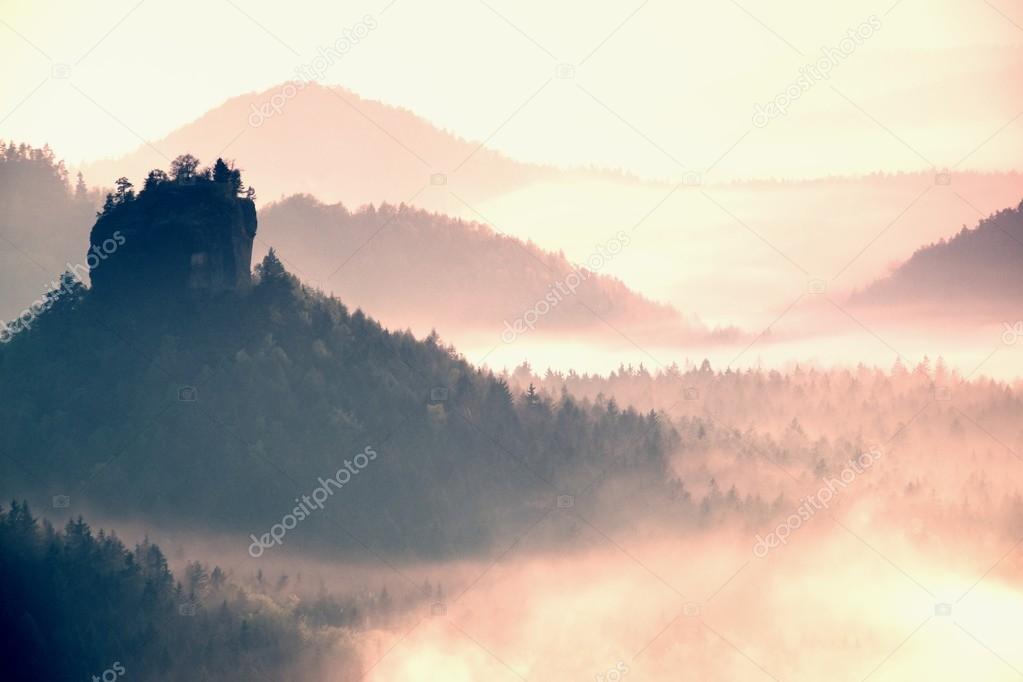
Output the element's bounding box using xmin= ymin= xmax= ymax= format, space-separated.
xmin=0 ymin=159 xmax=679 ymax=559
xmin=258 ymin=194 xmax=717 ymax=342
xmin=0 ymin=142 xmax=102 ymax=320
xmin=0 ymin=502 xmax=356 ymax=681
xmin=851 ymin=199 xmax=1023 ymax=313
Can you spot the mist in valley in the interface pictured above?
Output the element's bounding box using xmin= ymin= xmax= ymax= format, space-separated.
xmin=3 ymin=0 xmax=1023 ymax=679
xmin=13 ymin=356 xmax=1022 ymax=680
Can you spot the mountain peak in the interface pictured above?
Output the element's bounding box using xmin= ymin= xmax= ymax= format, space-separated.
xmin=81 ymin=82 xmax=550 ymax=210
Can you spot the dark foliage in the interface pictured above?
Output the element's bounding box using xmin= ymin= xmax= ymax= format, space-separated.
xmin=0 ymin=162 xmax=679 ymax=559
xmin=0 ymin=503 xmax=345 ymax=681
xmin=89 ymin=155 xmax=257 ymax=296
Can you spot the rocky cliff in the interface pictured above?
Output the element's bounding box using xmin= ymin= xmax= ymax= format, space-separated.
xmin=88 ymin=158 xmax=257 ymax=297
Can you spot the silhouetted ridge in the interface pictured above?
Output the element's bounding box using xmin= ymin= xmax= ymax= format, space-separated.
xmin=89 ymin=155 xmax=257 ymax=296
xmin=257 ymin=194 xmax=734 ymax=343
xmin=851 ymin=199 xmax=1023 ymax=311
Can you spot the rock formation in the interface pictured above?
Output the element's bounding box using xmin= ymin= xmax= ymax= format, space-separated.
xmin=88 ymin=156 xmax=257 ymax=297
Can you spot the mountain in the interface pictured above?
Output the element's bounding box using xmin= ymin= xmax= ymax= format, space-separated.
xmin=0 ymin=157 xmax=680 ymax=558
xmin=257 ymin=194 xmax=729 ymax=344
xmin=81 ymin=83 xmax=558 ymax=210
xmin=850 ymin=198 xmax=1023 ymax=314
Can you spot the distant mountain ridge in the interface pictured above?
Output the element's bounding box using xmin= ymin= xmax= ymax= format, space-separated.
xmin=257 ymin=194 xmax=733 ymax=344
xmin=81 ymin=83 xmax=557 ymax=210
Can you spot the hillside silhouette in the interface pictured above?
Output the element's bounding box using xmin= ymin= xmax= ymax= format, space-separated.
xmin=258 ymin=194 xmax=727 ymax=343
xmin=82 ymin=83 xmax=557 ymax=210
xmin=851 ymin=198 xmax=1023 ymax=314
xmin=0 ymin=157 xmax=679 ymax=558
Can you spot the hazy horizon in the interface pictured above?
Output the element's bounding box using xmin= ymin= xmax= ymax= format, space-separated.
xmin=3 ymin=0 xmax=1022 ymax=177
xmin=3 ymin=1 xmax=1023 ymax=680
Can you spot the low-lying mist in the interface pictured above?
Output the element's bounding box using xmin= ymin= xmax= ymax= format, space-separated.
xmin=79 ymin=362 xmax=1023 ymax=681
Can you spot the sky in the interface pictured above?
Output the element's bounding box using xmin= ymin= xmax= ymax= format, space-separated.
xmin=2 ymin=0 xmax=1022 ymax=180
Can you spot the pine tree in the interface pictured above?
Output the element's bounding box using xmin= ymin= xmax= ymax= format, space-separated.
xmin=143 ymin=169 xmax=168 ymax=192
xmin=212 ymin=158 xmax=231 ymax=184
xmin=256 ymin=248 xmax=287 ymax=281
xmin=113 ymin=177 xmax=134 ymax=204
xmin=74 ymin=172 xmax=88 ymax=200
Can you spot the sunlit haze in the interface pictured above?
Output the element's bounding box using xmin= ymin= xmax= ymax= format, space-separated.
xmin=2 ymin=0 xmax=1022 ymax=176
xmin=2 ymin=1 xmax=1023 ymax=680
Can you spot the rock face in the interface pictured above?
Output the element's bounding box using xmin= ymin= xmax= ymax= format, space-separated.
xmin=89 ymin=179 xmax=257 ymax=296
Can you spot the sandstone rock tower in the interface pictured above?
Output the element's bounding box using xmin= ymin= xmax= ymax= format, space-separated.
xmin=88 ymin=156 xmax=257 ymax=297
